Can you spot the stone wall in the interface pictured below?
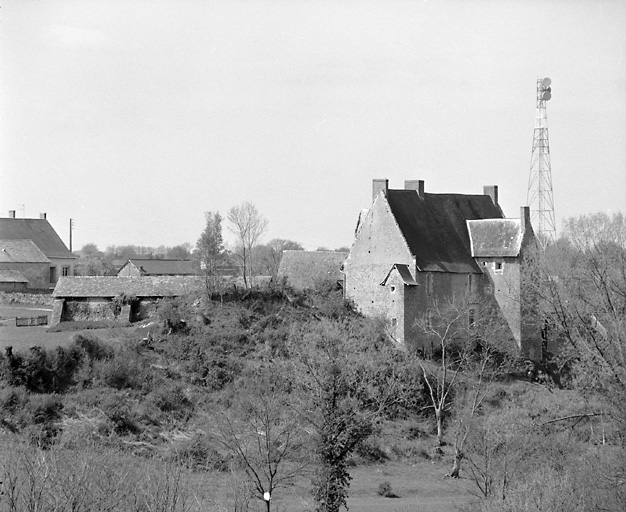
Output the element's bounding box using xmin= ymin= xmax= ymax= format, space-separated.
xmin=344 ymin=193 xmax=414 ymax=320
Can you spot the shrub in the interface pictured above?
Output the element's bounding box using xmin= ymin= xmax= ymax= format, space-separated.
xmin=100 ymin=395 xmax=142 ymax=435
xmin=167 ymin=434 xmax=229 ymax=472
xmin=0 ymin=386 xmax=29 ymax=413
xmin=147 ymin=384 xmax=194 ymax=421
xmin=377 ymin=481 xmax=396 ymax=498
xmin=355 ymin=437 xmax=389 ymax=463
xmin=94 ymin=353 xmax=150 ymax=391
xmin=71 ymin=332 xmax=114 ymax=361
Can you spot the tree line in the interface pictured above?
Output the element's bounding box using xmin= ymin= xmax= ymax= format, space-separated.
xmin=74 ymin=201 xmax=347 ymax=282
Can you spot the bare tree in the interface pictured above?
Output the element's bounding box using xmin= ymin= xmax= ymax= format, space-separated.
xmin=414 ymin=294 xmax=513 ymax=450
xmin=227 ymin=202 xmax=268 ymax=288
xmin=213 ymin=367 xmax=308 ymax=512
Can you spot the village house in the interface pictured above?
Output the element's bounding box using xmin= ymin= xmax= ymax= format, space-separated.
xmin=0 ymin=240 xmax=50 ymax=291
xmin=343 ymin=179 xmax=541 ymax=359
xmin=0 ymin=212 xmax=76 ymax=290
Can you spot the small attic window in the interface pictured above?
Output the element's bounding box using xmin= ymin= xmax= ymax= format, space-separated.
xmin=390 ymin=285 xmax=396 ymax=293
xmin=494 ymin=261 xmax=504 ymax=273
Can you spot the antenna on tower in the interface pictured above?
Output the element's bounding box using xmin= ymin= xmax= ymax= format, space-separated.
xmin=527 ymin=77 xmax=556 ymax=246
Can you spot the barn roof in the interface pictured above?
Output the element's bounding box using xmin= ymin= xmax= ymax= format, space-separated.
xmin=386 ymin=190 xmax=504 ymax=273
xmin=278 ymin=251 xmax=347 ymax=289
xmin=0 ymin=239 xmax=50 ymax=263
xmin=119 ymin=259 xmax=196 ymax=276
xmin=0 ymin=270 xmax=29 ymax=283
xmin=467 ymin=219 xmax=523 ymax=257
xmin=0 ymin=218 xmax=75 ymax=259
xmin=53 ymin=276 xmax=205 ymax=298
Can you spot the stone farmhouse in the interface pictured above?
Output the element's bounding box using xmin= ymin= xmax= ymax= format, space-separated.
xmin=278 ymin=250 xmax=348 ymax=290
xmin=0 ymin=213 xmax=76 ymax=290
xmin=117 ymin=258 xmax=196 ymax=277
xmin=343 ymin=179 xmax=540 ymax=359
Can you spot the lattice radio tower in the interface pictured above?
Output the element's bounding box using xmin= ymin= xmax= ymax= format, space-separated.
xmin=527 ymin=77 xmax=556 ymax=246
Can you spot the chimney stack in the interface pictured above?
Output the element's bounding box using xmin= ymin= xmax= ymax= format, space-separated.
xmin=405 ymin=180 xmax=425 ymax=198
xmin=520 ymin=206 xmax=531 ymax=232
xmin=483 ymin=185 xmax=498 ymax=206
xmin=8 ymin=210 xmax=16 ymax=218
xmin=40 ymin=213 xmax=47 ymax=220
xmin=372 ymin=179 xmax=389 ymax=201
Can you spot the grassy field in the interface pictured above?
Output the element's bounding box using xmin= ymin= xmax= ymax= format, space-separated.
xmin=0 ymin=303 xmax=134 ymax=351
xmin=0 ymin=303 xmax=68 ymax=350
xmin=191 ymin=460 xmax=475 ymax=511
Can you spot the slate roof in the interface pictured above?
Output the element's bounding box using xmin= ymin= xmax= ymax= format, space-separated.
xmin=119 ymin=259 xmax=196 ymax=276
xmin=53 ymin=276 xmax=205 ymax=298
xmin=467 ymin=219 xmax=523 ymax=257
xmin=278 ymin=251 xmax=348 ymax=289
xmin=0 ymin=218 xmax=75 ymax=259
xmin=386 ymin=190 xmax=504 ymax=273
xmin=0 ymin=270 xmax=28 ymax=283
xmin=0 ymin=240 xmax=50 ymax=263
xmin=380 ymin=264 xmax=419 ymax=286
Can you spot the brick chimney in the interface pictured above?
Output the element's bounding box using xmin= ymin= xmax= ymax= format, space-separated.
xmin=520 ymin=206 xmax=531 ymax=233
xmin=372 ymin=179 xmax=388 ymax=201
xmin=40 ymin=213 xmax=47 ymax=220
xmin=405 ymin=180 xmax=425 ymax=198
xmin=483 ymin=185 xmax=498 ymax=206
xmin=8 ymin=210 xmax=16 ymax=218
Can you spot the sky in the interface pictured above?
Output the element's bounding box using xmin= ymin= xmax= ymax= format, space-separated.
xmin=1 ymin=0 xmax=625 ymax=252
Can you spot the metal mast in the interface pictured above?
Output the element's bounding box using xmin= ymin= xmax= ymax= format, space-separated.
xmin=527 ymin=77 xmax=556 ymax=246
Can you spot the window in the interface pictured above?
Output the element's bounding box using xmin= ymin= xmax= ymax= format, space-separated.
xmin=494 ymin=261 xmax=504 ymax=273
xmin=390 ymin=285 xmax=396 ymax=293
xmin=49 ymin=267 xmax=57 ymax=283
xmin=391 ymin=317 xmax=397 ymax=327
xmin=426 ymin=274 xmax=433 ymax=296
xmin=62 ymin=266 xmax=70 ymax=277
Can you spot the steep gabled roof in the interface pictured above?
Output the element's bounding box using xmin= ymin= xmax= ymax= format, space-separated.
xmin=386 ymin=190 xmax=503 ymax=273
xmin=278 ymin=251 xmax=347 ymax=289
xmin=0 ymin=240 xmax=50 ymax=263
xmin=467 ymin=219 xmax=523 ymax=257
xmin=380 ymin=264 xmax=418 ymax=286
xmin=121 ymin=259 xmax=196 ymax=276
xmin=53 ymin=276 xmax=205 ymax=298
xmin=0 ymin=218 xmax=75 ymax=259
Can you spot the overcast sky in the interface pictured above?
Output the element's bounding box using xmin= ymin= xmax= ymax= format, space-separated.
xmin=1 ymin=0 xmax=624 ymax=252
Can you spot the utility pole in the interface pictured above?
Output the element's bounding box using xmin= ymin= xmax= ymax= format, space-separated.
xmin=527 ymin=77 xmax=556 ymax=246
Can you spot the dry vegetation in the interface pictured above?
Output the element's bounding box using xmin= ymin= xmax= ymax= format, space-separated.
xmin=1 ymin=213 xmax=625 ymax=512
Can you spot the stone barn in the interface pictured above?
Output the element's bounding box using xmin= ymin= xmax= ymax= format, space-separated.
xmin=343 ymin=179 xmax=540 ymax=359
xmin=51 ymin=276 xmax=204 ymax=326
